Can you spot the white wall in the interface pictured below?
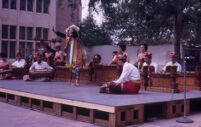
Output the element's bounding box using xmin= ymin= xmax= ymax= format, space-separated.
xmin=85 ymin=44 xmax=174 ymax=66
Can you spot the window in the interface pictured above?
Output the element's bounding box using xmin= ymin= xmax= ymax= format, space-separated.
xmin=2 ymin=0 xmax=9 ymax=8
xmin=43 ymin=28 xmax=48 ymax=40
xmin=9 ymin=42 xmax=16 ymax=58
xmin=36 ymin=0 xmax=42 ymax=13
xmin=20 ymin=27 xmax=26 ymax=40
xmin=10 ymin=0 xmax=17 ymax=9
xmin=2 ymin=25 xmax=8 ymax=39
xmin=27 ymin=42 xmax=33 ymax=56
xmin=10 ymin=26 xmax=16 ymax=39
xmin=20 ymin=0 xmax=26 ymax=10
xmin=19 ymin=42 xmax=26 ymax=58
xmin=44 ymin=0 xmax=49 ymax=13
xmin=27 ymin=27 xmax=33 ymax=40
xmin=36 ymin=28 xmax=42 ymax=39
xmin=1 ymin=41 xmax=8 ymax=57
xmin=27 ymin=0 xmax=33 ymax=11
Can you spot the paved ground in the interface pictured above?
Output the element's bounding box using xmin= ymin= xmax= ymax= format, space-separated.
xmin=0 ymin=102 xmax=201 ymax=127
xmin=131 ymin=113 xmax=201 ymax=127
xmin=0 ymin=80 xmax=201 ymax=106
xmin=0 ymin=102 xmax=101 ymax=127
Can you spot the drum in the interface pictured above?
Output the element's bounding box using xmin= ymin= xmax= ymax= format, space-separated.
xmin=29 ymin=69 xmax=53 ymax=79
xmin=12 ymin=68 xmax=27 ymax=79
xmin=166 ymin=66 xmax=177 ymax=73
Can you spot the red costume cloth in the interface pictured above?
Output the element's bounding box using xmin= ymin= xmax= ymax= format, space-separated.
xmin=122 ymin=81 xmax=140 ymax=94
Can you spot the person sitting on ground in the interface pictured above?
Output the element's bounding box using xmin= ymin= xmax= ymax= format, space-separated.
xmin=23 ymin=53 xmax=54 ymax=82
xmin=162 ymin=52 xmax=182 ymax=73
xmin=112 ymin=43 xmax=130 ymax=64
xmin=141 ymin=52 xmax=158 ymax=73
xmin=54 ymin=43 xmax=65 ymax=66
xmin=12 ymin=52 xmax=26 ymax=68
xmin=88 ymin=54 xmax=102 ymax=81
xmin=134 ymin=43 xmax=148 ymax=70
xmin=99 ymin=57 xmax=141 ymax=94
xmin=110 ymin=51 xmax=118 ymax=65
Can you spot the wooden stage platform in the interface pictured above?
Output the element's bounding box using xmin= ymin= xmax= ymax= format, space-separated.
xmin=0 ymin=80 xmax=201 ymax=127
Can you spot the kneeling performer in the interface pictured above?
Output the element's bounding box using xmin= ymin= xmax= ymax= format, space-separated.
xmin=100 ymin=57 xmax=141 ymax=94
xmin=24 ymin=53 xmax=54 ymax=81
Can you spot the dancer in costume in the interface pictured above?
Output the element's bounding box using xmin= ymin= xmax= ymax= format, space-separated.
xmin=65 ymin=25 xmax=86 ymax=67
xmin=134 ymin=44 xmax=148 ymax=70
xmin=111 ymin=43 xmax=129 ymax=64
xmin=52 ymin=25 xmax=86 ymax=67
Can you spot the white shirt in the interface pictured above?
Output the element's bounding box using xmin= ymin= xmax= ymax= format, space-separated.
xmin=12 ymin=59 xmax=26 ymax=68
xmin=142 ymin=62 xmax=158 ymax=73
xmin=163 ymin=61 xmax=182 ymax=72
xmin=114 ymin=62 xmax=140 ymax=84
xmin=29 ymin=61 xmax=53 ymax=70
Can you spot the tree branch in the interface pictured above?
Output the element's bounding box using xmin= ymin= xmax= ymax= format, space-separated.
xmin=178 ymin=0 xmax=189 ymax=14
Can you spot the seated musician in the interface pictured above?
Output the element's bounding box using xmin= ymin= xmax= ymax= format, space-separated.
xmin=44 ymin=47 xmax=54 ymax=67
xmin=100 ymin=57 xmax=140 ymax=94
xmin=0 ymin=53 xmax=12 ymax=79
xmin=12 ymin=52 xmax=26 ymax=68
xmin=54 ymin=43 xmax=65 ymax=66
xmin=111 ymin=43 xmax=130 ymax=64
xmin=23 ymin=53 xmax=54 ymax=81
xmin=141 ymin=52 xmax=157 ymax=73
xmin=0 ymin=53 xmax=10 ymax=70
xmin=162 ymin=52 xmax=182 ymax=73
xmin=134 ymin=44 xmax=148 ymax=70
xmin=88 ymin=54 xmax=102 ymax=81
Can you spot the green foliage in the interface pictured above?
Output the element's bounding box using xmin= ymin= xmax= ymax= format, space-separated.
xmin=88 ymin=0 xmax=201 ymax=45
xmin=80 ymin=16 xmax=112 ymax=46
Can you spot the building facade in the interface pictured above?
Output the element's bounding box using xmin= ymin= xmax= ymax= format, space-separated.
xmin=0 ymin=0 xmax=81 ymax=59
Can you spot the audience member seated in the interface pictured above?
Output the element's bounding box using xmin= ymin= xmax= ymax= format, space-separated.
xmin=134 ymin=44 xmax=148 ymax=70
xmin=162 ymin=52 xmax=182 ymax=73
xmin=0 ymin=53 xmax=10 ymax=70
xmin=12 ymin=52 xmax=26 ymax=68
xmin=100 ymin=57 xmax=140 ymax=94
xmin=88 ymin=54 xmax=102 ymax=81
xmin=110 ymin=51 xmax=118 ymax=65
xmin=23 ymin=53 xmax=54 ymax=82
xmin=141 ymin=52 xmax=157 ymax=73
xmin=111 ymin=43 xmax=130 ymax=64
xmin=44 ymin=47 xmax=54 ymax=67
xmin=0 ymin=53 xmax=12 ymax=79
xmin=54 ymin=43 xmax=65 ymax=66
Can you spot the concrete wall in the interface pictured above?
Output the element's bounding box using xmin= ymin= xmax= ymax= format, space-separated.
xmin=0 ymin=0 xmax=57 ymax=39
xmin=85 ymin=44 xmax=174 ymax=66
xmin=56 ymin=0 xmax=81 ymax=32
xmin=0 ymin=0 xmax=81 ymax=55
xmin=56 ymin=0 xmax=82 ymax=48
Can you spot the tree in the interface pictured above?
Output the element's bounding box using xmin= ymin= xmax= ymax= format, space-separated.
xmin=80 ymin=15 xmax=112 ymax=46
xmin=89 ymin=0 xmax=201 ymax=60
